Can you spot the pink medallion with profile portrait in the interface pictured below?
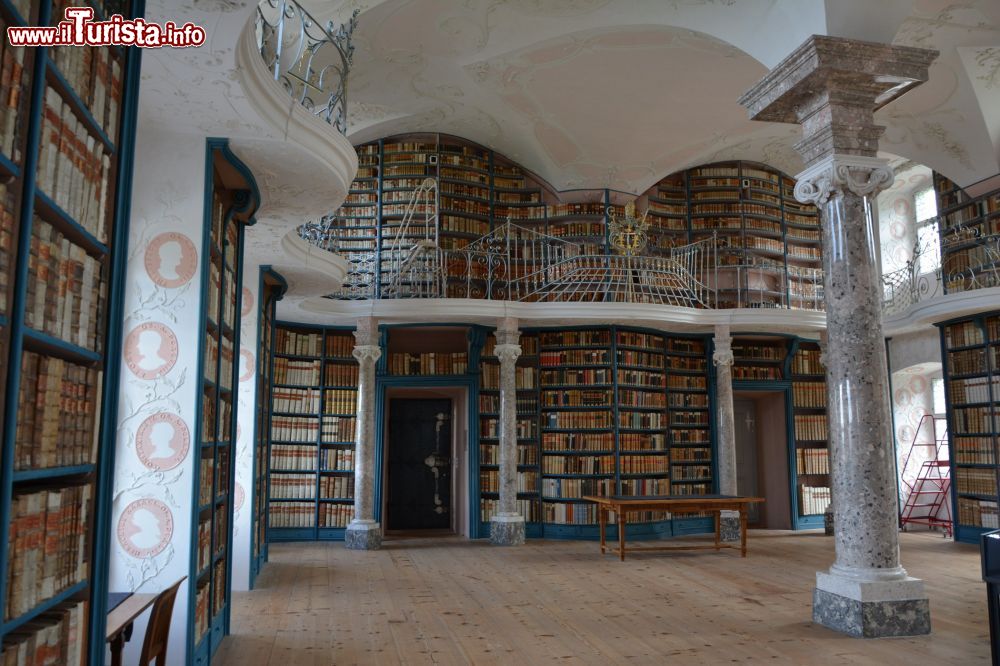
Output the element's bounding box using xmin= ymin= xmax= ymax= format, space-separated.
xmin=124 ymin=322 xmax=179 ymax=380
xmin=117 ymin=498 xmax=174 ymax=559
xmin=135 ymin=413 xmax=190 ymax=471
xmin=144 ymin=232 xmax=198 ymax=288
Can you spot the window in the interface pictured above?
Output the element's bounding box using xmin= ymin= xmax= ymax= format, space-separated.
xmin=914 ymin=187 xmax=940 ymax=275
xmin=932 ymin=377 xmax=946 ymax=416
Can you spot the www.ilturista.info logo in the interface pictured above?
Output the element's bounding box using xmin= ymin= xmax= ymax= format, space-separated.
xmin=7 ymin=7 xmax=206 ymax=48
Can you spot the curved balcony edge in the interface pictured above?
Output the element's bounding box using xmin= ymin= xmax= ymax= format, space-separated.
xmin=235 ymin=17 xmax=358 ymax=214
xmin=882 ymin=285 xmax=1000 ymax=336
xmin=271 ymin=231 xmax=351 ymax=304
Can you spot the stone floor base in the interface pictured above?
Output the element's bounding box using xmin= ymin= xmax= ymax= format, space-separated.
xmin=720 ymin=513 xmax=741 ymax=543
xmin=345 ymin=521 xmax=382 ymax=550
xmin=490 ymin=514 xmax=525 ymax=546
xmin=813 ymin=574 xmax=930 ymax=638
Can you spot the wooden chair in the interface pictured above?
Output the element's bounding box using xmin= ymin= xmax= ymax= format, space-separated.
xmin=138 ymin=577 xmax=185 ymax=666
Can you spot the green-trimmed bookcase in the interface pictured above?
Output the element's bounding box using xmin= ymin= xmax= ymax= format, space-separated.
xmin=0 ymin=0 xmax=143 ymax=663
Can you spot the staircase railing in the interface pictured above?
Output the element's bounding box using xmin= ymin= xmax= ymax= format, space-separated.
xmin=255 ymin=0 xmax=359 ymax=134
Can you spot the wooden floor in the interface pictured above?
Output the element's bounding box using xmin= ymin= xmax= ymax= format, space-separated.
xmin=216 ymin=530 xmax=989 ymax=665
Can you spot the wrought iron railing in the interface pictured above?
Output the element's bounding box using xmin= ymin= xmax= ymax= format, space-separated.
xmin=940 ymin=222 xmax=1000 ymax=294
xmin=255 ymin=0 xmax=358 ymax=134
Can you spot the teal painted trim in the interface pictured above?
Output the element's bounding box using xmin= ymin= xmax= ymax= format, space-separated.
xmin=13 ymin=464 xmax=94 ymax=482
xmin=22 ymin=327 xmax=102 ymax=363
xmin=45 ymin=60 xmax=115 ymax=153
xmin=261 ymin=265 xmax=289 ymax=299
xmin=0 ymin=151 xmax=18 ymax=180
xmin=249 ymin=267 xmax=265 ymax=589
xmin=208 ymin=138 xmax=262 ymax=225
xmin=0 ymin=0 xmax=28 ymax=25
xmin=1 ymin=579 xmax=89 ymax=635
xmin=0 ymin=0 xmax=53 ymax=646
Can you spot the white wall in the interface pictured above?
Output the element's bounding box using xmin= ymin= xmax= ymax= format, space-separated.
xmin=109 ymin=125 xmax=206 ymax=664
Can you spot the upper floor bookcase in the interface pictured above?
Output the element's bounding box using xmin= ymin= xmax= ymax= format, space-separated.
xmin=933 ymin=172 xmax=1000 ymax=294
xmin=0 ymin=1 xmax=141 ymax=663
xmin=321 ymin=134 xmax=821 ymax=306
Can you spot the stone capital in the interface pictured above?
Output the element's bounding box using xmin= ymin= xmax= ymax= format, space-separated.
xmin=352 ymin=344 xmax=382 ymax=364
xmin=793 ymin=155 xmax=894 ymax=206
xmin=495 ymin=343 xmax=522 ymax=364
xmin=494 ymin=319 xmax=521 ymax=348
xmin=713 ymin=335 xmax=734 ymax=368
xmin=354 ymin=316 xmax=379 ymax=347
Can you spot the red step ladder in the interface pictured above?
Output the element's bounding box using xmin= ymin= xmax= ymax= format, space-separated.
xmin=899 ymin=414 xmax=952 ymax=537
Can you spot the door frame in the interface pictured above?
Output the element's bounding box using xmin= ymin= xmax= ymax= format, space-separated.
xmin=376 ymin=376 xmax=478 ymax=537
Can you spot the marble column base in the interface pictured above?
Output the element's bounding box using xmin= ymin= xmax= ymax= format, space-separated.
xmin=719 ymin=510 xmax=741 ymax=543
xmin=812 ymin=572 xmax=930 ymax=637
xmin=345 ymin=520 xmax=382 ymax=551
xmin=824 ymin=508 xmax=835 ymax=536
xmin=490 ymin=514 xmax=525 ymax=546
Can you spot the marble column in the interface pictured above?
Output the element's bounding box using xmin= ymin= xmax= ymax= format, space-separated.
xmin=818 ymin=331 xmax=835 ymax=536
xmin=490 ymin=318 xmax=525 ymax=545
xmin=346 ymin=317 xmax=382 ymax=550
xmin=739 ymin=35 xmax=937 ymax=638
xmin=713 ymin=325 xmax=740 ymax=542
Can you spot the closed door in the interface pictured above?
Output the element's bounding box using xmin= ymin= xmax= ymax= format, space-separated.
xmin=387 ymin=399 xmax=452 ymax=530
xmin=734 ymin=397 xmax=761 ymax=524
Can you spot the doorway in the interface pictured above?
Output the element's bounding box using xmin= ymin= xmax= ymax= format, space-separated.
xmin=734 ymin=391 xmax=791 ymax=529
xmin=386 ymin=398 xmax=453 ymax=530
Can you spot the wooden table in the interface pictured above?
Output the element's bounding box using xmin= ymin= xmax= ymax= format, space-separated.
xmin=107 ymin=591 xmax=157 ymax=666
xmin=582 ymin=495 xmax=764 ymax=561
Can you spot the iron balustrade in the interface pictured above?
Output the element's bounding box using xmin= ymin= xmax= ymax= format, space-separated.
xmin=256 ymin=0 xmax=358 ymax=134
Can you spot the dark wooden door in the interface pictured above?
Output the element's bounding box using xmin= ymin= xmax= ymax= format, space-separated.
xmin=387 ymin=399 xmax=452 ymax=530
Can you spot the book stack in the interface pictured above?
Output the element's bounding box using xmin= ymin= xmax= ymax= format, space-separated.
xmin=319 ymin=476 xmax=354 ymax=499
xmin=197 ymin=520 xmax=211 ymax=572
xmin=323 ymin=390 xmax=356 ymax=414
xmin=275 ymin=330 xmax=322 ymax=356
xmin=321 ymin=448 xmax=354 ymax=471
xmin=794 ymin=414 xmax=828 ymax=441
xmin=268 ymin=502 xmax=314 ymax=528
xmin=194 ymin=584 xmax=209 ymax=643
xmin=270 ymin=415 xmax=319 ymax=442
xmin=271 ymin=387 xmax=320 ymax=414
xmin=799 ymin=485 xmax=831 ymax=515
xmin=25 ymin=217 xmax=106 ymax=350
xmin=388 ymin=352 xmax=468 ymax=375
xmin=5 ymin=484 xmax=91 ymax=620
xmin=273 ymin=358 xmax=321 ymax=385
xmin=270 ymin=474 xmax=315 ymax=499
xmin=796 ymin=448 xmax=830 ymax=475
xmin=324 ymin=363 xmax=358 ymax=386
xmin=0 ymin=184 xmax=14 ymax=314
xmin=321 ymin=504 xmax=353 ymax=528
xmin=37 ymin=88 xmax=112 ymax=241
xmin=14 ymin=353 xmax=98 ymax=469
xmin=321 ymin=416 xmax=355 ymax=442
xmin=0 ymin=35 xmax=25 ymax=163
xmin=0 ymin=599 xmax=86 ymax=665
xmin=270 ymin=445 xmax=316 ymax=471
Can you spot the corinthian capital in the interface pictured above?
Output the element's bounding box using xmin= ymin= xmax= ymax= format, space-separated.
xmin=713 ymin=339 xmax=734 ymax=367
xmin=494 ymin=343 xmax=522 ymax=364
xmin=793 ymin=155 xmax=894 ymax=206
xmin=353 ymin=344 xmax=382 ymax=364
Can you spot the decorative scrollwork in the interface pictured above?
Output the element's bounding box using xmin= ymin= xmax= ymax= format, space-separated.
xmin=793 ymin=155 xmax=894 ymax=206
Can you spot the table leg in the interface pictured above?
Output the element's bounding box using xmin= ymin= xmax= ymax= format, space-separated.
xmin=714 ymin=510 xmax=720 ymax=551
xmin=599 ymin=506 xmax=606 ymax=555
xmin=110 ymin=633 xmax=125 ymax=666
xmin=618 ymin=509 xmax=626 ymax=562
xmin=740 ymin=507 xmax=748 ymax=557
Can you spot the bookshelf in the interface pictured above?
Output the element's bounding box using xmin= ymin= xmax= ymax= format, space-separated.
xmin=789 ymin=341 xmax=830 ymax=528
xmin=191 ymin=140 xmax=257 ymax=664
xmin=327 ymin=136 xmax=821 ymax=305
xmin=478 ymin=333 xmax=541 ymax=535
xmin=732 ymin=338 xmax=788 ymax=381
xmin=933 ymin=173 xmax=1000 ymax=294
xmin=249 ymin=268 xmax=285 ymax=589
xmin=665 ymin=336 xmax=713 ymax=505
xmin=267 ymin=325 xmax=358 ymax=542
xmin=940 ymin=312 xmax=1000 ymax=543
xmin=0 ymin=1 xmax=141 ymax=663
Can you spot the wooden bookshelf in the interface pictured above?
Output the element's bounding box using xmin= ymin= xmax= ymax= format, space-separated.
xmin=191 ymin=141 xmax=257 ymax=664
xmin=0 ymin=2 xmax=139 ymax=663
xmin=732 ymin=337 xmax=789 ymax=382
xmin=249 ymin=269 xmax=285 ymax=589
xmin=940 ymin=312 xmax=1000 ymax=543
xmin=789 ymin=341 xmax=830 ymax=527
xmin=267 ymin=325 xmax=358 ymax=542
xmin=934 ymin=172 xmax=1000 ymax=294
xmin=478 ymin=333 xmax=541 ymax=533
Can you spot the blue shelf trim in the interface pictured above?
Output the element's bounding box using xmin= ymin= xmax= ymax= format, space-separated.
xmin=22 ymin=327 xmax=102 ymax=363
xmin=33 ymin=190 xmax=110 ymax=257
xmin=0 ymin=0 xmax=28 ymax=27
xmin=44 ymin=59 xmax=116 ymax=154
xmin=13 ymin=464 xmax=95 ymax=482
xmin=0 ymin=151 xmax=19 ymax=179
xmin=1 ymin=580 xmax=89 ymax=635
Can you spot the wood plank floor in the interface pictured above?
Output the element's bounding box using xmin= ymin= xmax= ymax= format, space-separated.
xmin=216 ymin=531 xmax=989 ymax=665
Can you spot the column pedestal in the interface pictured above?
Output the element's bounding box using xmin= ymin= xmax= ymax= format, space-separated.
xmin=813 ymin=574 xmax=930 ymax=637
xmin=719 ymin=510 xmax=741 ymax=542
xmin=345 ymin=519 xmax=382 ymax=551
xmin=490 ymin=514 xmax=526 ymax=546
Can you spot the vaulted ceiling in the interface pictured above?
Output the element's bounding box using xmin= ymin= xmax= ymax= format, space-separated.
xmin=322 ymin=0 xmax=1000 ymax=193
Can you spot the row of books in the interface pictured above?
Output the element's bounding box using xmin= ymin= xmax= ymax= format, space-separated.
xmin=197 ymin=457 xmax=214 ymax=505
xmin=617 ymin=350 xmax=664 ymax=369
xmin=619 ymin=411 xmax=667 ymax=429
xmin=479 ymin=444 xmax=538 ymax=467
xmin=480 ymin=470 xmax=538 ymax=494
xmin=620 ymin=478 xmax=670 ymax=495
xmin=543 ymin=502 xmax=598 ymax=525
xmin=46 ymin=25 xmax=122 ymax=141
xmin=955 ymin=468 xmax=998 ymax=496
xmin=0 ymin=184 xmax=15 ymax=313
xmin=539 ymin=350 xmax=609 ymax=366
xmin=269 ymin=475 xmax=316 ymax=500
xmin=542 ymin=455 xmax=614 ymax=475
xmin=196 ymin=519 xmax=211 ymax=572
xmin=478 ymin=394 xmax=538 ymax=413
xmin=947 ymin=348 xmax=986 ymax=375
xmin=195 ymin=583 xmax=209 ymax=644
xmin=668 ymin=376 xmax=707 ymax=390
xmin=619 ymin=455 xmax=669 ymax=474
xmin=954 ymin=437 xmax=996 ymax=465
xmin=671 ymin=429 xmax=710 ymax=443
xmin=540 ymin=330 xmax=609 ymax=347
xmin=480 ymin=418 xmax=535 ymax=439
xmin=958 ymin=498 xmax=998 ymax=528
xmin=794 ymin=415 xmax=829 ymax=441
xmin=480 ymin=365 xmax=537 ymax=390
xmin=796 ymin=448 xmax=830 ymax=475
xmin=388 ymin=352 xmax=468 ymax=376
xmin=673 ymin=447 xmax=711 ymax=461
xmin=542 ymin=432 xmax=614 ymax=451
xmin=541 ymin=478 xmax=613 ymax=498
xmin=480 ymin=499 xmax=540 ymax=523
xmin=672 ymin=482 xmax=713 ymax=495
xmin=271 ymin=416 xmax=320 ymax=443
xmin=275 ymin=330 xmax=322 ymax=356
xmin=25 ymin=218 xmax=106 ymax=351
xmin=619 ymin=432 xmax=666 ymax=451
xmin=322 ymin=417 xmax=356 ymax=442
xmin=323 ymin=390 xmax=357 ymax=414
xmin=544 ymin=411 xmax=612 ymax=430
xmin=203 ymin=335 xmax=234 ymax=390
xmin=732 ymin=366 xmax=782 ymax=381
xmin=37 ymin=88 xmax=114 ymax=243
xmin=792 ymin=382 xmax=827 ymax=408
xmin=270 ymin=445 xmax=318 ymax=471
xmin=0 ymin=599 xmax=85 ymax=666
xmin=0 ymin=37 xmax=25 ymax=164
xmin=619 ymin=389 xmax=666 ymax=408
xmin=273 ymin=358 xmax=321 ymax=386
xmin=269 ymin=502 xmax=316 ymax=528
xmin=617 ymin=369 xmax=666 ymax=388
xmin=200 ymin=393 xmax=232 ymax=443
xmin=319 ymin=476 xmax=355 ymax=499
xmin=673 ymin=465 xmax=711 ymax=480
xmin=670 ymin=393 xmax=709 ymax=407
xmin=949 ymin=376 xmax=998 ymax=404
xmin=952 ymin=406 xmax=998 ymax=433
xmin=799 ymin=485 xmax=831 ymax=515
xmin=541 ymin=389 xmax=609 ymax=407
xmin=325 ymin=363 xmax=359 ymax=386
xmin=14 ymin=353 xmax=98 ymax=470
xmin=271 ymin=387 xmax=320 ymax=414
xmin=322 ymin=448 xmax=356 ymax=472
xmin=539 ymin=368 xmax=609 ymax=385
xmin=6 ymin=484 xmax=91 ymax=621
xmin=735 ymin=344 xmax=791 ymax=362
